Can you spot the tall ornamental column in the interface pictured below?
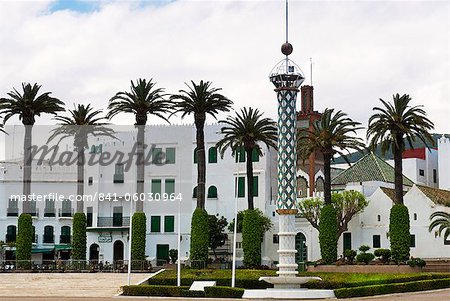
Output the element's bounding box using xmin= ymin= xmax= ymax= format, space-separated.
xmin=270 ymin=42 xmax=305 ymax=278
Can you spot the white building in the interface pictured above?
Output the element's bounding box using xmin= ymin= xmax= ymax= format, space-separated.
xmin=1 ymin=126 xmax=449 ymax=266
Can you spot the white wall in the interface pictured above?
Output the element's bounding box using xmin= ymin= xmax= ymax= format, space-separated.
xmin=438 ymin=136 xmax=450 ymax=190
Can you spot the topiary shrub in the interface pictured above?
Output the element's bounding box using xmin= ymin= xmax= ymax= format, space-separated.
xmin=408 ymin=257 xmax=426 ymax=268
xmin=356 ymin=245 xmax=374 ymax=265
xmin=242 ymin=209 xmax=262 ymax=267
xmin=132 ymin=212 xmax=147 ymax=266
xmin=344 ymin=249 xmax=357 ymax=263
xmin=190 ymin=208 xmax=209 ymax=265
xmin=169 ymin=249 xmax=178 ymax=264
xmin=389 ymin=204 xmax=410 ymax=263
xmin=374 ymin=249 xmax=391 ymax=264
xmin=16 ymin=214 xmax=32 ymax=269
xmin=319 ymin=205 xmax=338 ymax=264
xmin=72 ymin=212 xmax=87 ymax=261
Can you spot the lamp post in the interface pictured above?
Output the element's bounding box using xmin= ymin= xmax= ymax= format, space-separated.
xmin=177 ymin=146 xmax=181 ymax=287
xmin=231 ymin=151 xmax=240 ymax=287
xmin=127 ymin=197 xmax=134 ymax=286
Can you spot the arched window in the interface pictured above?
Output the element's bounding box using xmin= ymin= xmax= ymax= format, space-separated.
xmin=44 ymin=225 xmax=54 ymax=243
xmin=207 ymin=186 xmax=218 ymax=198
xmin=6 ymin=225 xmax=16 ymax=243
xmin=296 ymin=176 xmax=308 ymax=197
xmin=192 ymin=186 xmax=197 ymax=198
xmin=60 ymin=226 xmax=71 ymax=244
xmin=90 ymin=145 xmax=96 ymax=153
xmin=315 ymin=177 xmax=324 ymax=193
xmin=208 ymin=147 xmax=218 ymax=163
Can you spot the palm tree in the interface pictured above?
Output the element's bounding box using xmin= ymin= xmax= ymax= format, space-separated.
xmin=170 ymin=80 xmax=233 ymax=209
xmin=299 ymin=108 xmax=364 ymax=263
xmin=216 ymin=107 xmax=277 ymax=210
xmin=367 ymin=93 xmax=434 ymax=262
xmin=0 ymin=83 xmax=64 ymax=213
xmin=48 ymin=104 xmax=114 ymax=212
xmin=367 ymin=94 xmax=434 ymax=204
xmin=299 ymin=108 xmax=365 ymax=205
xmin=429 ymin=211 xmax=450 ymax=241
xmin=107 ymin=78 xmax=171 ymax=212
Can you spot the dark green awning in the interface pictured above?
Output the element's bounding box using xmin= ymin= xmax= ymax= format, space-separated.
xmin=55 ymin=244 xmax=72 ymax=251
xmin=31 ymin=248 xmax=54 ymax=254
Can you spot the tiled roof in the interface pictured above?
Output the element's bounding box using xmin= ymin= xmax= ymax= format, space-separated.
xmin=380 ymin=187 xmax=406 ymax=201
xmin=331 ymin=152 xmax=414 ymax=186
xmin=417 ymin=185 xmax=450 ymax=207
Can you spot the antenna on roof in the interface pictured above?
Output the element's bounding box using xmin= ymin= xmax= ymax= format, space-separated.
xmin=310 ymin=57 xmax=313 ymax=86
xmin=285 ymin=0 xmax=289 ymax=43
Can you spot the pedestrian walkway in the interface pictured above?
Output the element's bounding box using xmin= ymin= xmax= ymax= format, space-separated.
xmin=0 ymin=273 xmax=153 ymax=297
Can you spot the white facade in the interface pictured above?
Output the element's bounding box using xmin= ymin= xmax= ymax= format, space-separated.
xmin=438 ymin=136 xmax=450 ymax=190
xmin=1 ymin=125 xmax=449 ymax=265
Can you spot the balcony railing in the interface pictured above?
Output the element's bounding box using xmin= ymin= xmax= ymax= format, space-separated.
xmin=97 ymin=216 xmax=130 ymax=227
xmin=6 ymin=208 xmax=19 ymax=217
xmin=43 ymin=234 xmax=54 ymax=244
xmin=60 ymin=235 xmax=71 ymax=244
xmin=44 ymin=208 xmax=56 ymax=217
xmin=33 ymin=234 xmax=38 ymax=244
xmin=58 ymin=208 xmax=74 ymax=217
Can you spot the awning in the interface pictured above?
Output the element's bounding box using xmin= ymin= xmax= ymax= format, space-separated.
xmin=54 ymin=244 xmax=72 ymax=251
xmin=31 ymin=248 xmax=54 ymax=254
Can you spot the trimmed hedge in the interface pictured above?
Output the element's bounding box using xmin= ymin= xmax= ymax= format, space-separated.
xmin=319 ymin=205 xmax=338 ymax=264
xmin=190 ymin=208 xmax=209 ymax=262
xmin=334 ymin=278 xmax=450 ymax=298
xmin=242 ymin=209 xmax=262 ymax=267
xmin=131 ymin=212 xmax=146 ymax=262
xmin=16 ymin=214 xmax=32 ymax=268
xmin=389 ymin=204 xmax=410 ymax=262
xmin=122 ymin=285 xmax=245 ymax=298
xmin=72 ymin=212 xmax=87 ymax=260
xmin=204 ymin=286 xmax=245 ymax=298
xmin=122 ymin=285 xmax=204 ymax=297
xmin=304 ymin=273 xmax=450 ymax=290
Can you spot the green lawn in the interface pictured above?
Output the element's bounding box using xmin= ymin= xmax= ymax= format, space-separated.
xmin=149 ymin=268 xmax=450 ymax=290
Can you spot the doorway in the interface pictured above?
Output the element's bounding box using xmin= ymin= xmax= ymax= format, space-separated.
xmin=113 ymin=240 xmax=124 ymax=262
xmin=89 ymin=243 xmax=99 ymax=261
xmin=156 ymin=244 xmax=169 ymax=266
xmin=295 ymin=232 xmax=307 ymax=263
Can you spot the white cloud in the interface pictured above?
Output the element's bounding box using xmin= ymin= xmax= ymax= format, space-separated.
xmin=0 ymin=0 xmax=448 ymax=159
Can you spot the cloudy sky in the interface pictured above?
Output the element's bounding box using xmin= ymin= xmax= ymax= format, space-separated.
xmin=0 ymin=0 xmax=448 ymax=158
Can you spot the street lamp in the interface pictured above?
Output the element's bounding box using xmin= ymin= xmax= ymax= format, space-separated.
xmin=231 ymin=151 xmax=240 ymax=287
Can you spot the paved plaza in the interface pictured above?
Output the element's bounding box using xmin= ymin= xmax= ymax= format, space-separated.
xmin=0 ymin=273 xmax=153 ymax=298
xmin=0 ymin=272 xmax=449 ymax=300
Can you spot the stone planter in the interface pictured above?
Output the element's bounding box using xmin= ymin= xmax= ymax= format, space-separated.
xmin=307 ymin=264 xmax=423 ymax=273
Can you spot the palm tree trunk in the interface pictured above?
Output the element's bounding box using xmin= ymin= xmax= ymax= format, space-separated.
xmin=195 ymin=117 xmax=206 ymax=209
xmin=323 ymin=151 xmax=332 ymax=205
xmin=393 ymin=133 xmax=404 ymax=205
xmin=136 ymin=124 xmax=145 ymax=212
xmin=76 ymin=147 xmax=85 ymax=213
xmin=22 ymin=124 xmax=32 ymax=214
xmin=245 ymin=149 xmax=254 ymax=210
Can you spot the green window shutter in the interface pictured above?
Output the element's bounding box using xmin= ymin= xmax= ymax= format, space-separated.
xmin=193 ymin=149 xmax=198 ymax=164
xmin=166 ymin=148 xmax=176 ymax=164
xmin=207 ymin=186 xmax=218 ymax=198
xmin=343 ymin=232 xmax=352 ymax=252
xmin=151 ymin=147 xmax=162 ymax=164
xmin=151 ymin=216 xmax=161 ymax=232
xmin=410 ymin=234 xmax=416 ymax=248
xmin=235 ymin=147 xmax=245 ymax=162
xmin=252 ymin=149 xmax=259 ymax=162
xmin=236 ymin=177 xmax=245 ymax=197
xmin=164 ymin=216 xmax=175 ymax=233
xmin=208 ymin=147 xmax=217 ymax=163
xmin=165 ymin=179 xmax=175 ymax=195
xmin=151 ymin=179 xmax=162 ymax=194
xmin=192 ymin=186 xmax=197 ymax=198
xmin=253 ymin=176 xmax=259 ymax=197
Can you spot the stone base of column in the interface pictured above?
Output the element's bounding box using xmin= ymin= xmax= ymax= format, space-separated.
xmin=276 ymin=214 xmax=298 ymax=277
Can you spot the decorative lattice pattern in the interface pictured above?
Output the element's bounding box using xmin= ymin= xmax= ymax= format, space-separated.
xmin=277 ymin=90 xmax=298 ymax=210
